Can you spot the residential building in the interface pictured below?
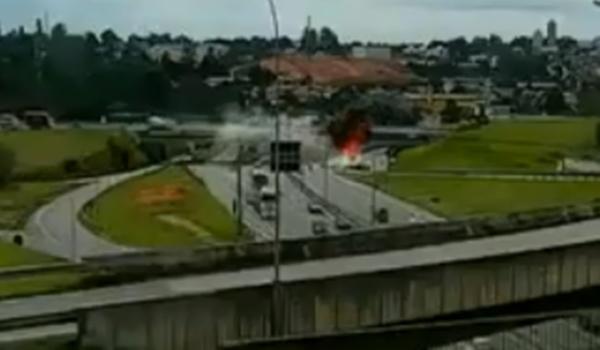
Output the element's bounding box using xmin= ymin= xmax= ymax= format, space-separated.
xmin=146 ymin=42 xmax=229 ymax=64
xmin=147 ymin=43 xmax=187 ymax=62
xmin=0 ymin=113 xmax=27 ymax=131
xmin=532 ymin=29 xmax=544 ymax=53
xmin=547 ymin=19 xmax=558 ymax=47
xmin=194 ymin=43 xmax=229 ymax=63
xmin=351 ymin=46 xmax=392 ymax=60
xmin=20 ymin=110 xmax=55 ymax=129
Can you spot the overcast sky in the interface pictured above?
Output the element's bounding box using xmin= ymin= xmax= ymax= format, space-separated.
xmin=0 ymin=0 xmax=598 ymax=42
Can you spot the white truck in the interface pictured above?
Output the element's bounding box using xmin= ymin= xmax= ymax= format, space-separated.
xmin=247 ymin=169 xmax=277 ymax=220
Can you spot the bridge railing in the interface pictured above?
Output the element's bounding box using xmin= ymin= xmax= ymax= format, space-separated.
xmin=83 ymin=199 xmax=600 ymax=280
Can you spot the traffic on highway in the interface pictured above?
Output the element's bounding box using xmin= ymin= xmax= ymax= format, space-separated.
xmin=2 ymin=0 xmax=600 ymax=349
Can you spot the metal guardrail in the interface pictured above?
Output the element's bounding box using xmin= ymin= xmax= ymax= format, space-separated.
xmin=83 ymin=200 xmax=600 ymax=278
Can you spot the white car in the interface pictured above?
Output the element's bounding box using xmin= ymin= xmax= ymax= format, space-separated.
xmin=312 ymin=220 xmax=328 ymax=236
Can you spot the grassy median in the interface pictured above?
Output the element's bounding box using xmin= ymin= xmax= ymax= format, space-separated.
xmin=83 ymin=166 xmax=237 ymax=248
xmin=0 ymin=241 xmax=57 ymax=268
xmin=395 ymin=118 xmax=599 ymax=172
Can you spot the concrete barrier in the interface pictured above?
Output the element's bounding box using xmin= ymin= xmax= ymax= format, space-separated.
xmin=83 ymin=200 xmax=600 ymax=280
xmin=81 ymin=239 xmax=600 ymax=350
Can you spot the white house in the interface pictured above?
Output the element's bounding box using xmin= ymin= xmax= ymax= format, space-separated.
xmin=147 ymin=44 xmax=187 ymax=62
xmin=351 ymin=46 xmax=392 ymax=60
xmin=146 ymin=42 xmax=230 ymax=64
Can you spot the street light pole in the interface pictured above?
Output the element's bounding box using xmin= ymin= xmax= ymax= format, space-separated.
xmin=267 ymin=0 xmax=283 ymax=337
xmin=236 ymin=142 xmax=244 ymax=237
xmin=323 ymin=143 xmax=330 ymax=202
xmin=70 ymin=197 xmax=78 ymax=262
xmin=370 ymin=158 xmax=378 ymax=225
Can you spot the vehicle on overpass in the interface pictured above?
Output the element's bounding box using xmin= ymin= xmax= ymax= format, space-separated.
xmin=247 ymin=169 xmax=277 ymax=220
xmin=147 ymin=116 xmax=177 ymax=131
xmin=312 ymin=220 xmax=328 ymax=236
xmin=335 ymin=217 xmax=353 ymax=231
xmin=307 ymin=203 xmax=325 ymax=215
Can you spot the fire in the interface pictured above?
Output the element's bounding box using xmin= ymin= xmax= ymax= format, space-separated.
xmin=327 ymin=107 xmax=372 ymax=164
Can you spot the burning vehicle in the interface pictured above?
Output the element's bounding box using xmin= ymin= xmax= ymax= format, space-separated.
xmin=326 ymin=107 xmax=373 ymax=165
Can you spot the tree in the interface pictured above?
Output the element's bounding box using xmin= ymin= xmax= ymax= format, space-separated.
xmin=0 ymin=145 xmax=15 ymax=187
xmin=300 ymin=28 xmax=319 ymax=54
xmin=447 ymin=37 xmax=468 ymax=62
xmin=510 ymin=36 xmax=532 ymax=53
xmin=174 ymin=34 xmax=193 ymax=45
xmin=441 ymin=100 xmax=462 ymax=124
xmin=319 ymin=27 xmax=340 ymax=53
xmin=35 ymin=18 xmax=44 ymax=36
xmin=85 ymin=32 xmax=100 ymax=48
xmin=273 ymin=36 xmax=294 ymax=50
xmin=545 ymin=88 xmax=568 ymax=115
xmin=100 ymin=29 xmax=121 ymax=47
xmin=51 ymin=23 xmax=67 ymax=40
xmin=471 ymin=36 xmax=489 ymax=54
xmin=557 ymin=36 xmax=578 ymax=52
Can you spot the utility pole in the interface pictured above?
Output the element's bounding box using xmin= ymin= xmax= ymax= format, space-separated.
xmin=70 ymin=197 xmax=78 ymax=262
xmin=236 ymin=143 xmax=244 ymax=237
xmin=267 ymin=0 xmax=283 ymax=337
xmin=370 ymin=158 xmax=377 ymax=225
xmin=323 ymin=143 xmax=330 ymax=202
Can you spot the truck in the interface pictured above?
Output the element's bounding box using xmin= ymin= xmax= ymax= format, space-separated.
xmin=247 ymin=169 xmax=277 ymax=220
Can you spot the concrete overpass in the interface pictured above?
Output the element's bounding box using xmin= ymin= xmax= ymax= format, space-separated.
xmin=3 ymin=213 xmax=600 ymax=349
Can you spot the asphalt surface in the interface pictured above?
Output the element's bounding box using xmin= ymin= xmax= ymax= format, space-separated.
xmin=435 ymin=318 xmax=600 ymax=350
xmin=301 ymin=164 xmax=443 ymax=225
xmin=190 ymin=164 xmax=341 ymax=240
xmin=24 ymin=167 xmax=159 ymax=260
xmin=4 ymin=216 xmax=600 ymax=323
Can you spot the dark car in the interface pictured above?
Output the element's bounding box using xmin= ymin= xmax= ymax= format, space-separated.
xmin=376 ymin=208 xmax=389 ymax=224
xmin=335 ymin=217 xmax=352 ymax=231
xmin=307 ymin=203 xmax=325 ymax=215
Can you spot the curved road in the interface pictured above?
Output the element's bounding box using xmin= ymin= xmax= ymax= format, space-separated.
xmin=24 ymin=167 xmax=160 ymax=261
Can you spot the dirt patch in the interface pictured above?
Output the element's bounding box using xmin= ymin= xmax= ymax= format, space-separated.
xmin=261 ymin=54 xmax=412 ymax=86
xmin=156 ymin=214 xmax=211 ymax=240
xmin=135 ymin=185 xmax=187 ymax=205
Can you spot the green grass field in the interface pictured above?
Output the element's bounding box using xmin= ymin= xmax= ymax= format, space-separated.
xmin=394 ymin=119 xmax=599 ymax=172
xmin=2 ymin=130 xmax=112 ymax=173
xmin=0 ymin=241 xmax=57 ymax=268
xmin=0 ymin=271 xmax=88 ymax=299
xmin=0 ymin=181 xmax=74 ymax=229
xmin=369 ymin=175 xmax=600 ymax=218
xmin=83 ymin=166 xmax=237 ymax=248
xmin=0 ymin=129 xmax=146 ymax=179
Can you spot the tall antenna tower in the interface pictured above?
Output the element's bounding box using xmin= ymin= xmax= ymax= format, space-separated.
xmin=43 ymin=11 xmax=50 ymax=34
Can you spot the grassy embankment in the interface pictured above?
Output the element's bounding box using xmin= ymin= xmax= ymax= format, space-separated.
xmin=364 ymin=118 xmax=600 ymax=218
xmin=83 ymin=166 xmax=237 ymax=248
xmin=0 ymin=129 xmax=147 ymax=298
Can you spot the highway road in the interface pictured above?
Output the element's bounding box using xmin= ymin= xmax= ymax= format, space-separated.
xmin=190 ymin=164 xmax=341 ymax=240
xmin=435 ymin=317 xmax=600 ymax=350
xmin=301 ymin=164 xmax=443 ymax=225
xmin=4 ymin=216 xmax=600 ymax=323
xmin=24 ymin=167 xmax=159 ymax=260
